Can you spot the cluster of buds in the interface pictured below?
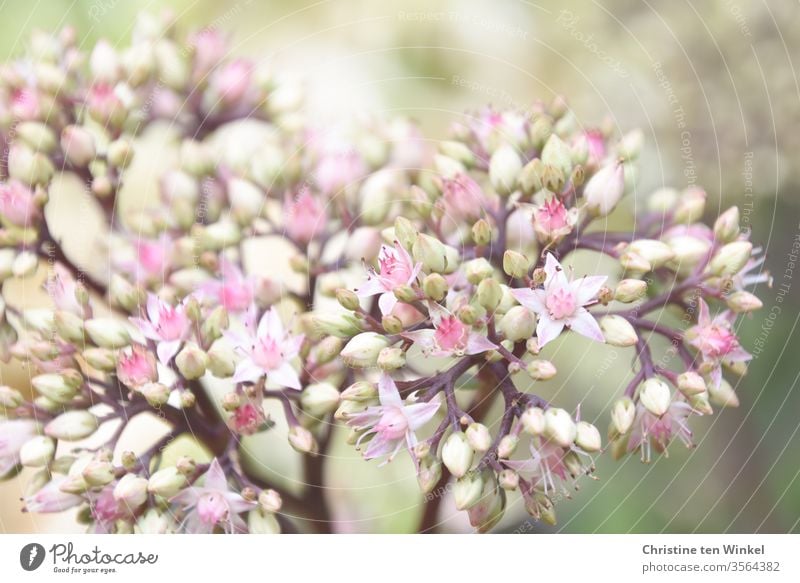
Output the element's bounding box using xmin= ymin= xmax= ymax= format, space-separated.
xmin=0 ymin=16 xmax=767 ymax=533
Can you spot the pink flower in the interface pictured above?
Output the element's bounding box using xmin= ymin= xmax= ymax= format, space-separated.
xmin=532 ymin=197 xmax=576 ymax=244
xmin=403 ymin=305 xmax=497 ymax=358
xmin=200 ymin=258 xmax=254 ymax=313
xmin=11 ymin=87 xmax=40 ymax=121
xmin=88 ymin=485 xmax=128 ymax=533
xmin=628 ymin=400 xmax=696 ymax=462
xmin=0 ymin=180 xmax=39 ymax=227
xmin=0 ymin=419 xmax=39 ymax=477
xmin=228 ymin=401 xmax=266 ymax=436
xmin=314 ymin=150 xmax=366 ymax=196
xmin=504 ymin=436 xmax=593 ymax=496
xmin=131 ymin=294 xmax=193 ymax=364
xmin=87 ymin=83 xmax=123 ymax=124
xmin=190 ymin=28 xmax=228 ymax=76
xmin=346 ymin=373 xmax=440 ymax=464
xmin=285 ymin=189 xmax=326 ymax=244
xmin=117 ymin=344 xmax=158 ymax=388
xmin=583 ymin=129 xmax=606 ymax=166
xmin=46 ymin=264 xmax=90 ymax=318
xmin=440 ymin=173 xmax=494 ymax=221
xmin=171 ymin=459 xmax=255 ymax=533
xmin=23 ymin=476 xmax=84 ymax=513
xmin=356 ymin=243 xmax=422 ymax=315
xmin=132 ymin=234 xmax=171 ymax=284
xmin=686 ymin=299 xmax=751 ymax=387
xmin=511 ymin=253 xmax=606 ymax=349
xmin=211 ymin=58 xmax=253 ymax=105
xmin=228 ymin=307 xmax=304 ymax=388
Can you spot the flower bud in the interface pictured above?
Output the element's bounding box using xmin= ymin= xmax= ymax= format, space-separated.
xmin=726 ymin=290 xmax=763 ymax=313
xmin=377 ymin=347 xmax=406 ymax=371
xmin=709 ymin=241 xmax=752 ymax=276
xmin=520 ymin=407 xmax=545 ymax=435
xmin=81 ymin=459 xmax=115 ymax=487
xmin=465 ymin=423 xmax=492 ymax=453
xmin=639 ymin=378 xmax=671 ymax=417
xmin=677 ymin=371 xmax=706 ymax=396
xmin=135 ymin=509 xmax=173 ymax=534
xmin=147 ymin=466 xmax=187 ymax=498
xmin=575 ymin=421 xmax=602 ymax=452
xmin=114 ymin=474 xmax=148 ymax=509
xmin=54 ymin=310 xmax=85 ymax=343
xmin=489 ymin=144 xmax=522 ymax=195
xmin=541 ymin=134 xmax=573 ymax=178
xmin=259 ymin=489 xmax=282 ymax=514
xmin=619 ymin=251 xmax=652 ymax=273
xmin=20 ymin=436 xmax=55 ymax=467
xmin=610 ymin=397 xmax=636 ymax=435
xmin=615 ymin=279 xmax=648 ymax=303
xmin=85 ymin=318 xmax=131 ymax=348
xmin=341 ymin=332 xmax=391 ymax=368
xmin=8 ymin=144 xmax=55 ymax=185
xmin=674 ymin=186 xmax=706 ymax=223
xmin=0 ymin=385 xmax=24 ymax=408
xmin=472 ymin=218 xmax=492 ymax=246
xmin=422 ymin=273 xmax=448 ymax=302
xmin=583 ymin=160 xmax=624 ymax=216
xmin=503 ymin=250 xmax=529 ymax=279
xmin=180 ymin=390 xmax=196 ymax=408
xmin=45 ymin=411 xmax=98 ymax=441
xmin=17 ymin=122 xmax=57 ymax=153
xmin=32 ymin=373 xmax=78 ymax=404
xmin=527 ymin=359 xmax=557 ymax=381
xmin=207 ymin=342 xmax=236 ymax=377
xmin=708 ymin=378 xmax=739 ymax=408
xmin=417 ymin=458 xmax=442 ymax=494
xmin=393 ymin=216 xmax=418 ymax=251
xmin=628 ymin=239 xmax=674 ymax=268
xmin=332 ymin=289 xmax=358 ymax=313
xmin=477 ymin=278 xmax=503 ymax=312
xmin=441 ymin=432 xmax=474 ymax=478
xmin=313 ymin=312 xmax=362 ymax=338
xmin=341 ymin=381 xmax=378 ymax=402
xmin=288 ymin=425 xmax=318 ymax=454
xmin=175 ymin=343 xmax=208 ymax=379
xmin=301 ymin=382 xmax=340 ymax=417
xmin=543 ymin=408 xmax=577 ymax=447
xmin=412 ymin=233 xmax=448 ymax=273
xmin=139 ymin=382 xmax=171 ymax=407
xmin=107 ymin=139 xmax=133 ymax=168
xmin=12 ymin=251 xmax=38 ymax=278
xmin=454 ymin=471 xmax=485 ymax=510
xmin=714 ymin=207 xmax=740 ymax=243
xmin=497 ymin=305 xmax=535 ymax=342
xmin=464 ymin=258 xmax=494 ymax=285
xmin=248 ymin=509 xmax=281 ymax=534
xmin=228 ymin=178 xmax=264 ymax=225
xmin=599 ymin=315 xmax=638 ymax=347
xmin=497 ymin=434 xmax=518 ymax=458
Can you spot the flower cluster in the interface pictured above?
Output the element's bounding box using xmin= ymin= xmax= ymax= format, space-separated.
xmin=0 ymin=16 xmax=767 ymax=533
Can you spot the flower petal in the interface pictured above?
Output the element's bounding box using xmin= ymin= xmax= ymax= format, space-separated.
xmin=378 ymin=373 xmax=402 ymax=407
xmin=403 ymin=401 xmax=440 ymax=431
xmin=378 ymin=292 xmax=397 ymax=316
xmin=268 ymin=361 xmax=301 ymax=390
xmin=536 ymin=315 xmax=565 ymax=348
xmin=511 ymin=287 xmax=546 ymax=313
xmin=571 ymin=275 xmax=607 ymax=305
xmin=567 ymin=308 xmax=605 ymax=343
xmin=465 ymin=332 xmax=498 ymax=355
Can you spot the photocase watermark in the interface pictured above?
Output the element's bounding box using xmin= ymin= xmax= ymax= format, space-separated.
xmin=451 ymin=75 xmax=533 ymax=115
xmin=18 ymin=541 xmax=159 ymax=576
xmin=721 ymin=0 xmax=752 ymax=38
xmin=555 ymin=10 xmax=630 ymax=79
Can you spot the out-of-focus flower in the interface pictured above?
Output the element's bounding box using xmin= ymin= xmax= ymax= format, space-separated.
xmin=171 ymin=458 xmax=256 ymax=533
xmin=116 ymin=344 xmax=158 ymax=388
xmin=284 ymin=189 xmax=326 ymax=244
xmin=0 ymin=180 xmax=39 ymax=227
xmin=200 ymin=258 xmax=254 ymax=313
xmin=0 ymin=419 xmax=39 ymax=477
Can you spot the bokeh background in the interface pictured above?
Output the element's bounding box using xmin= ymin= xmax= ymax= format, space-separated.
xmin=1 ymin=0 xmax=799 ymax=533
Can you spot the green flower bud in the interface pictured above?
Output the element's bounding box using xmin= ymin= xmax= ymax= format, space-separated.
xmin=575 ymin=421 xmax=602 ymax=452
xmin=611 ymin=396 xmax=636 ymax=435
xmin=377 ymin=347 xmax=406 ymax=371
xmin=288 ymin=425 xmax=318 ymax=454
xmin=709 ymin=241 xmax=752 ymax=276
xmin=726 ymin=291 xmax=763 ymax=313
xmin=465 ymin=258 xmax=495 ymax=285
xmin=489 ymin=144 xmax=522 ymax=195
xmin=45 ymin=411 xmax=99 ymax=441
xmin=341 ymin=332 xmax=391 ymax=368
xmin=85 ymin=318 xmax=131 ymax=348
xmin=677 ymin=371 xmax=706 ymax=396
xmin=301 ymin=382 xmax=341 ymax=417
xmin=543 ymin=408 xmax=577 ymax=447
xmin=541 ymin=134 xmax=572 ymax=178
xmin=639 ymin=378 xmax=671 ymax=417
xmin=19 ymin=436 xmax=55 ymax=467
xmin=147 ymin=466 xmax=187 ymax=498
xmin=465 ymin=423 xmax=492 ymax=453
xmin=520 ymin=407 xmax=546 ymax=435
xmin=599 ymin=315 xmax=638 ymax=347
xmin=614 ymin=279 xmax=647 ymax=303
xmin=471 ymin=218 xmax=492 ymax=246
xmin=503 ymin=250 xmax=529 ymax=279
xmin=498 ymin=305 xmax=536 ymax=342
xmin=441 ymin=432 xmax=474 ymax=478
xmin=708 ymin=378 xmax=739 ymax=408
xmin=454 ymin=471 xmax=485 ymax=510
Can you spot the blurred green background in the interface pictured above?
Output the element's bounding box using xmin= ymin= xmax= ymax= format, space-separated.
xmin=0 ymin=0 xmax=798 ymax=533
